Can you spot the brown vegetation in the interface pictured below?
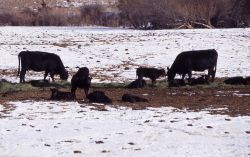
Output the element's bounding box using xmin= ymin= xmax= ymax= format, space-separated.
xmin=118 ymin=0 xmax=250 ymax=29
xmin=0 ymin=0 xmax=249 ymax=28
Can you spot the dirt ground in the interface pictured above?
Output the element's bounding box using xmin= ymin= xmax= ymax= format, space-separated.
xmin=1 ymin=78 xmax=249 ymax=117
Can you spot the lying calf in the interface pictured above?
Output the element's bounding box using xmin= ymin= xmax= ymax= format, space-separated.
xmin=224 ymin=76 xmax=246 ymax=85
xmin=189 ymin=76 xmax=209 ymax=86
xmin=50 ymin=88 xmax=75 ymax=100
xmin=168 ymin=79 xmax=186 ymax=87
xmin=122 ymin=94 xmax=148 ymax=103
xmin=87 ymin=91 xmax=112 ymax=104
xmin=126 ymin=79 xmax=146 ymax=88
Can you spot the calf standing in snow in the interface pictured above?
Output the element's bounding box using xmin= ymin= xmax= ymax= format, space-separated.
xmin=136 ymin=67 xmax=166 ymax=86
xmin=71 ymin=67 xmax=92 ymax=98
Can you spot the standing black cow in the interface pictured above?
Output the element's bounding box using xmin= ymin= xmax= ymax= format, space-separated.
xmin=17 ymin=51 xmax=68 ymax=83
xmin=136 ymin=67 xmax=166 ymax=86
xmin=167 ymin=49 xmax=218 ymax=85
xmin=71 ymin=67 xmax=92 ymax=98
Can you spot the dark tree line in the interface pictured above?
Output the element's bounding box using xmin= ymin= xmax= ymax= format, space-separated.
xmin=118 ymin=0 xmax=250 ymax=29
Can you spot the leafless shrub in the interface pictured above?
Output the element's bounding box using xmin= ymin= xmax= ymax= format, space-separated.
xmin=79 ymin=4 xmax=104 ymax=25
xmin=118 ymin=0 xmax=250 ymax=29
xmin=0 ymin=11 xmax=14 ymax=25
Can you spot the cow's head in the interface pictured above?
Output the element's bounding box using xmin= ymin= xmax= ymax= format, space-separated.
xmin=60 ymin=70 xmax=69 ymax=80
xmin=159 ymin=69 xmax=166 ymax=77
xmin=167 ymin=67 xmax=175 ymax=82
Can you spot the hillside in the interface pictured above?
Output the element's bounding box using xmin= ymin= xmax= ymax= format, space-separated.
xmin=0 ymin=0 xmax=117 ymax=10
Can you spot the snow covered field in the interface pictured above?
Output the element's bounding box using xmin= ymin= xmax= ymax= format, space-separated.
xmin=0 ymin=27 xmax=250 ymax=82
xmin=0 ymin=101 xmax=249 ymax=157
xmin=0 ymin=27 xmax=250 ymax=156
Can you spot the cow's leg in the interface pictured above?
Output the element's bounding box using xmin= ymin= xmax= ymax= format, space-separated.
xmin=151 ymin=79 xmax=156 ymax=86
xmin=44 ymin=71 xmax=48 ymax=81
xmin=71 ymin=86 xmax=77 ymax=98
xmin=84 ymin=88 xmax=89 ymax=98
xmin=181 ymin=74 xmax=186 ymax=81
xmin=138 ymin=75 xmax=143 ymax=88
xmin=20 ymin=69 xmax=26 ymax=83
xmin=49 ymin=72 xmax=55 ymax=82
xmin=188 ymin=71 xmax=192 ymax=84
xmin=208 ymin=68 xmax=213 ymax=82
xmin=211 ymin=68 xmax=216 ymax=82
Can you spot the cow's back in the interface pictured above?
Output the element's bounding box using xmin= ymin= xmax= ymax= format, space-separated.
xmin=19 ymin=51 xmax=63 ymax=72
xmin=171 ymin=49 xmax=217 ymax=73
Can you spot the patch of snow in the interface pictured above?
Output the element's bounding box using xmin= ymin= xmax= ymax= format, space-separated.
xmin=233 ymin=93 xmax=250 ymax=97
xmin=0 ymin=27 xmax=249 ymax=83
xmin=0 ymin=101 xmax=249 ymax=157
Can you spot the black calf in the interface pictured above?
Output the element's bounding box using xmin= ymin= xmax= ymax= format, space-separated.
xmin=224 ymin=76 xmax=249 ymax=85
xmin=87 ymin=91 xmax=112 ymax=104
xmin=122 ymin=94 xmax=148 ymax=103
xmin=136 ymin=67 xmax=166 ymax=86
xmin=168 ymin=79 xmax=186 ymax=87
xmin=126 ymin=79 xmax=146 ymax=88
xmin=50 ymin=88 xmax=75 ymax=100
xmin=189 ymin=75 xmax=209 ymax=86
xmin=71 ymin=67 xmax=91 ymax=97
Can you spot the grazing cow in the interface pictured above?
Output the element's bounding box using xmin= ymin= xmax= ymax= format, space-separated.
xmin=17 ymin=51 xmax=68 ymax=83
xmin=71 ymin=67 xmax=91 ymax=97
xmin=167 ymin=49 xmax=218 ymax=85
xmin=189 ymin=75 xmax=209 ymax=86
xmin=50 ymin=88 xmax=75 ymax=100
xmin=224 ymin=76 xmax=246 ymax=85
xmin=122 ymin=94 xmax=148 ymax=103
xmin=136 ymin=67 xmax=166 ymax=86
xmin=168 ymin=79 xmax=186 ymax=87
xmin=87 ymin=91 xmax=112 ymax=104
xmin=126 ymin=79 xmax=146 ymax=88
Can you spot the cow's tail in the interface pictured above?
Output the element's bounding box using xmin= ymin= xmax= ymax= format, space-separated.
xmin=17 ymin=54 xmax=21 ymax=77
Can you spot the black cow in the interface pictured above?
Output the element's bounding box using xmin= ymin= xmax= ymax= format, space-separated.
xmin=122 ymin=94 xmax=148 ymax=103
xmin=126 ymin=79 xmax=146 ymax=88
xmin=167 ymin=49 xmax=218 ymax=85
xmin=17 ymin=51 xmax=68 ymax=83
xmin=71 ymin=67 xmax=91 ymax=98
xmin=87 ymin=91 xmax=112 ymax=104
xmin=224 ymin=76 xmax=246 ymax=85
xmin=136 ymin=67 xmax=166 ymax=86
xmin=50 ymin=88 xmax=75 ymax=100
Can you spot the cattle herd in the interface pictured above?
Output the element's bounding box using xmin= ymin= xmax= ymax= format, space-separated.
xmin=14 ymin=49 xmax=249 ymax=103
